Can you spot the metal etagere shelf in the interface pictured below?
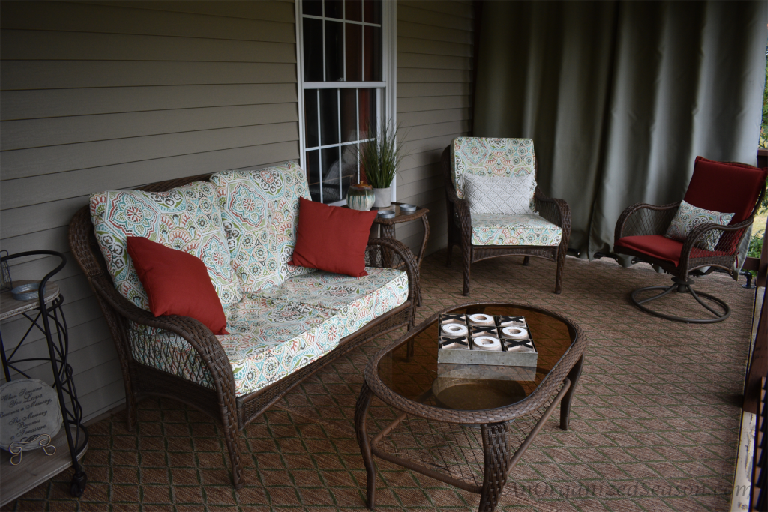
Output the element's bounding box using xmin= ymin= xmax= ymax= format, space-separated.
xmin=0 ymin=250 xmax=88 ymax=505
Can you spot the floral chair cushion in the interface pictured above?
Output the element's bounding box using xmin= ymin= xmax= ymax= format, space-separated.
xmin=210 ymin=162 xmax=315 ymax=294
xmin=129 ymin=297 xmax=345 ymax=397
xmin=258 ymin=267 xmax=409 ymax=338
xmin=451 ymin=138 xmax=537 ymax=211
xmin=471 ymin=213 xmax=562 ymax=247
xmin=90 ymin=181 xmax=242 ymax=310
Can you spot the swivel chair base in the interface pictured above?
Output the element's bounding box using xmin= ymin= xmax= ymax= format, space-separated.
xmin=630 ymin=277 xmax=730 ymax=323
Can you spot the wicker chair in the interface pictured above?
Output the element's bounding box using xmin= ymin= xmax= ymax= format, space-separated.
xmin=442 ymin=137 xmax=571 ymax=295
xmin=69 ymin=172 xmax=419 ymax=489
xmin=614 ymin=156 xmax=767 ymax=323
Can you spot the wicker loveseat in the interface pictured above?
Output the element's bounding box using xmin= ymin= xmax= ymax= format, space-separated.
xmin=69 ymin=162 xmax=418 ymax=488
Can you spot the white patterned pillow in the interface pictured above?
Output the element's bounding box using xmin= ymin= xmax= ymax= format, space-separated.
xmin=665 ymin=200 xmax=734 ymax=251
xmin=464 ymin=174 xmax=537 ymax=215
xmin=90 ymin=181 xmax=242 ymax=310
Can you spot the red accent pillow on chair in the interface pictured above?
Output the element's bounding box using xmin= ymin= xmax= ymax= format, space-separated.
xmin=289 ymin=197 xmax=377 ymax=277
xmin=127 ymin=237 xmax=228 ymax=335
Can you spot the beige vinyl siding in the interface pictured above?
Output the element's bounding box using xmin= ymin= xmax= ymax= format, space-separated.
xmin=0 ymin=0 xmax=299 ymax=421
xmin=396 ymin=1 xmax=474 ymax=255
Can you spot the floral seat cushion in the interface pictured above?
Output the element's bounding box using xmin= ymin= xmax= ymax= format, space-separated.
xmin=127 ymin=268 xmax=408 ymax=397
xmin=129 ymin=296 xmax=345 ymax=397
xmin=471 ymin=213 xmax=562 ymax=247
xmin=257 ymin=267 xmax=409 ymax=338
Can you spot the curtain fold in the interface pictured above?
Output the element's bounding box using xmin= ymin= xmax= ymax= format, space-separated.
xmin=473 ymin=0 xmax=767 ymax=258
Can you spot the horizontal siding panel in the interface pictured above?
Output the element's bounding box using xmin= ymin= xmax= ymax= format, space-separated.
xmin=91 ymin=1 xmax=295 ymax=24
xmin=398 ymin=68 xmax=472 ymax=83
xmin=398 ymin=82 xmax=471 ymax=98
xmin=403 ymin=120 xmax=471 ymax=143
xmin=3 ymin=103 xmax=298 ymax=150
xmin=1 ymin=226 xmax=70 ymax=266
xmin=398 ymin=21 xmax=473 ymax=44
xmin=399 ymin=108 xmax=471 ymax=128
xmin=79 ymin=378 xmax=125 ymax=422
xmin=1 ymin=84 xmax=296 ymax=121
xmin=399 ymin=1 xmax=473 ymax=20
xmin=399 ymin=95 xmax=471 ymax=113
xmin=399 ymin=133 xmax=463 ymax=172
xmin=1 ymin=62 xmax=296 ymax=90
xmin=2 ymin=30 xmax=295 ymax=63
xmin=1 ymin=197 xmax=87 ymax=239
xmin=399 ymin=163 xmax=442 ymax=187
xmin=2 ymin=141 xmax=299 ymax=209
xmin=1 ymin=2 xmax=295 ymax=42
xmin=3 ymin=121 xmax=298 ymax=180
xmin=398 ymin=52 xmax=472 ymax=71
xmin=398 ymin=37 xmax=472 ymax=58
xmin=398 ymin=4 xmax=473 ymax=32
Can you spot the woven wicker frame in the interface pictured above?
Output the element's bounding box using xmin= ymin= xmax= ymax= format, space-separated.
xmin=614 ymin=184 xmax=765 ymax=322
xmin=441 ymin=146 xmax=572 ymax=295
xmin=68 ymin=172 xmax=419 ymax=489
xmin=356 ymin=301 xmax=587 ymax=512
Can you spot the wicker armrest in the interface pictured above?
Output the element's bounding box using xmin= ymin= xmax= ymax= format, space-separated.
xmin=366 ymin=237 xmax=420 ymax=306
xmin=535 ymin=189 xmax=570 ymax=229
xmin=89 ymin=272 xmax=237 ymax=397
xmin=614 ymin=202 xmax=681 ymax=242
xmin=679 ymin=217 xmax=755 ymax=274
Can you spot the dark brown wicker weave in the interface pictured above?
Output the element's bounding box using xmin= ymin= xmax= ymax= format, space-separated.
xmin=355 ymin=302 xmax=587 ymax=512
xmin=441 ymin=146 xmax=572 ymax=295
xmin=614 ymin=184 xmax=765 ymax=323
xmin=68 ymin=173 xmax=419 ymax=489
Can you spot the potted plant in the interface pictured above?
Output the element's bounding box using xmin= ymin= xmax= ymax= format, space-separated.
xmin=358 ymin=121 xmax=407 ymax=208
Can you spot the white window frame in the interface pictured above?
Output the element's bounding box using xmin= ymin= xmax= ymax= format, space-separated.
xmin=295 ymin=0 xmax=397 ymax=204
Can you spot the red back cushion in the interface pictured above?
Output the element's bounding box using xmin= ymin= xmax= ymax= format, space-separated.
xmin=289 ymin=198 xmax=377 ymax=277
xmin=127 ymin=237 xmax=228 ymax=335
xmin=684 ymin=156 xmax=767 ymax=224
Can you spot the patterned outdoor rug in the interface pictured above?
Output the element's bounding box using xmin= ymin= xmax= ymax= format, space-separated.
xmin=2 ymin=250 xmax=755 ymax=511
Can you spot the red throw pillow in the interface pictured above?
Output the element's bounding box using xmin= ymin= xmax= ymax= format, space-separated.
xmin=289 ymin=197 xmax=377 ymax=277
xmin=126 ymin=237 xmax=228 ymax=335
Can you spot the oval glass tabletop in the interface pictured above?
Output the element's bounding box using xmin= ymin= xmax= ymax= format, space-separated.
xmin=376 ymin=304 xmax=578 ymax=411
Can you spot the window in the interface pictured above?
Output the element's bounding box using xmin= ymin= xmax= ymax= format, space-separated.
xmin=296 ymin=0 xmax=395 ymax=204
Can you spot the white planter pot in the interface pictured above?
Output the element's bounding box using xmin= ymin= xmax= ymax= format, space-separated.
xmin=373 ymin=187 xmax=392 ymax=208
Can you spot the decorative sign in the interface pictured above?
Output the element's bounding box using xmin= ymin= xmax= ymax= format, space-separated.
xmin=0 ymin=379 xmax=61 ymax=452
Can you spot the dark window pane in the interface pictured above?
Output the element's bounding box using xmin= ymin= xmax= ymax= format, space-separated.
xmin=358 ymin=88 xmax=376 ymax=138
xmin=326 ymin=0 xmax=343 ymax=19
xmin=322 ymin=146 xmax=343 ymax=203
xmin=345 ymin=23 xmax=362 ymax=82
xmin=303 ymin=0 xmax=322 ymax=17
xmin=340 ymin=88 xmax=357 ymax=142
xmin=364 ymin=0 xmax=381 ymax=24
xmin=319 ymin=89 xmax=339 ymax=146
xmin=363 ymin=26 xmax=381 ymax=82
xmin=306 ymin=150 xmax=321 ymax=202
xmin=304 ymin=89 xmax=320 ymax=149
xmin=303 ymin=18 xmax=323 ymax=81
xmin=325 ymin=20 xmax=344 ymax=82
xmin=346 ymin=0 xmax=362 ymax=21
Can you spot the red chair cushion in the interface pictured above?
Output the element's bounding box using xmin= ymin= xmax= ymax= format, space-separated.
xmin=127 ymin=236 xmax=229 ymax=335
xmin=684 ymin=156 xmax=767 ymax=224
xmin=615 ymin=234 xmax=731 ymax=268
xmin=289 ymin=197 xmax=378 ymax=277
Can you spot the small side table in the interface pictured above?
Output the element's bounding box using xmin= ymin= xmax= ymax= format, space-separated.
xmin=0 ymin=251 xmax=88 ymax=505
xmin=372 ymin=203 xmax=429 ymax=305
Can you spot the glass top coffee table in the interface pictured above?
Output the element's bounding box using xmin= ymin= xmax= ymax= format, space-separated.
xmin=355 ymin=302 xmax=587 ymax=512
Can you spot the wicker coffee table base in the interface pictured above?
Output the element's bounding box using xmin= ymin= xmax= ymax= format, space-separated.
xmin=355 ymin=356 xmax=584 ymax=512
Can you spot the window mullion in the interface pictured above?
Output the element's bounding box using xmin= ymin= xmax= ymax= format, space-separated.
xmin=316 ymin=89 xmax=323 ymax=204
xmin=337 ymin=88 xmax=342 ymax=200
xmin=356 ymin=88 xmax=360 ymax=184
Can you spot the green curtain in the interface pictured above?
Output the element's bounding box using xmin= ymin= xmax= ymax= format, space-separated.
xmin=473 ymin=0 xmax=767 ymax=257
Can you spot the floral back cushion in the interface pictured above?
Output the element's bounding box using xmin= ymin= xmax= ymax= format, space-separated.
xmin=452 ymin=138 xmax=537 ymax=210
xmin=211 ymin=162 xmax=315 ymax=294
xmin=90 ymin=181 xmax=242 ymax=310
xmin=665 ymin=200 xmax=734 ymax=251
